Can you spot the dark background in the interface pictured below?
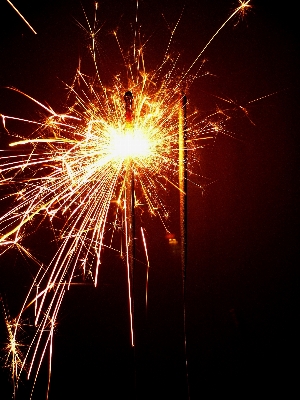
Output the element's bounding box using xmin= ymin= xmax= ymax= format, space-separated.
xmin=0 ymin=1 xmax=299 ymax=399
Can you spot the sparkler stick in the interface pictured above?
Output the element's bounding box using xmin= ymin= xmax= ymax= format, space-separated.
xmin=124 ymin=91 xmax=135 ymax=347
xmin=178 ymin=92 xmax=190 ymax=399
xmin=179 ymin=93 xmax=188 ymax=284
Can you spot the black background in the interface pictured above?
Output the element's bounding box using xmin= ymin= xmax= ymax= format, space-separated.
xmin=0 ymin=1 xmax=299 ymax=399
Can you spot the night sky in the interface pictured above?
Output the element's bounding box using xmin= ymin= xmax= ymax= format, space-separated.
xmin=0 ymin=1 xmax=299 ymax=399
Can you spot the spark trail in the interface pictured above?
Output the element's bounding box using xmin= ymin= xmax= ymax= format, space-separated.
xmin=0 ymin=1 xmax=252 ymax=398
xmin=6 ymin=0 xmax=37 ymax=34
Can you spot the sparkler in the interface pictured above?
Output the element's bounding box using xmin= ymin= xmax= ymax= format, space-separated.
xmin=0 ymin=1 xmax=252 ymax=398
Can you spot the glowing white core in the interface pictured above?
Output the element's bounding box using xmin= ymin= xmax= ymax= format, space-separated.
xmin=108 ymin=127 xmax=151 ymax=160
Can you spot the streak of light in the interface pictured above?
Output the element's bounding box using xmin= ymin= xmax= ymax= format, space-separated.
xmin=6 ymin=0 xmax=37 ymax=35
xmin=141 ymin=227 xmax=150 ymax=310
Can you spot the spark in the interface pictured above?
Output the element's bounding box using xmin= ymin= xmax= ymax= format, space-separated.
xmin=235 ymin=0 xmax=252 ymax=21
xmin=176 ymin=0 xmax=251 ymax=88
xmin=6 ymin=1 xmax=37 ymax=35
xmin=141 ymin=227 xmax=150 ymax=310
xmin=1 ymin=297 xmax=27 ymax=397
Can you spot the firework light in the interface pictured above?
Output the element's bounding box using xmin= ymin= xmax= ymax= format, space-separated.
xmin=1 ymin=0 xmax=252 ymax=396
xmin=2 ymin=0 xmax=295 ymax=398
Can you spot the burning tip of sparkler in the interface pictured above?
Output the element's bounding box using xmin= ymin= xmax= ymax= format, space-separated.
xmin=109 ymin=127 xmax=153 ymax=161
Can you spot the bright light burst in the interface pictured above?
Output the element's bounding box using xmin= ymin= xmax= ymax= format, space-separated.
xmin=0 ymin=1 xmax=251 ymax=397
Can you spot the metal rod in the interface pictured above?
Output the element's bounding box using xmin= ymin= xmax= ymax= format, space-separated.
xmin=178 ymin=93 xmax=187 ymax=284
xmin=124 ymin=91 xmax=135 ymax=347
xmin=178 ymin=92 xmax=190 ymax=400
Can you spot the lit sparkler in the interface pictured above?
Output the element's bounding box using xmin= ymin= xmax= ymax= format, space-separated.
xmin=0 ymin=1 xmax=252 ymax=397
